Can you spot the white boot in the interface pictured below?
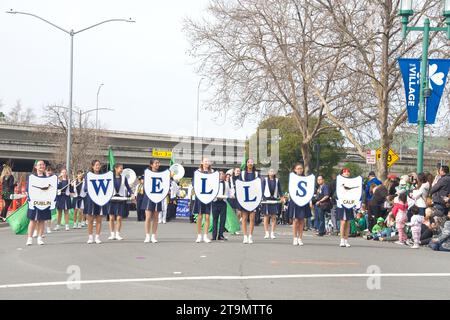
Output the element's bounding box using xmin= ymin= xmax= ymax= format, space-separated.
xmin=87 ymin=235 xmax=94 ymax=244
xmin=243 ymin=235 xmax=249 ymax=244
xmin=53 ymin=225 xmax=60 ymax=231
xmin=108 ymin=232 xmax=116 ymax=240
xmin=32 ymin=230 xmax=38 ymax=238
xmin=293 ymin=238 xmax=299 ymax=246
xmin=95 ymin=235 xmax=102 ymax=244
xmin=144 ymin=234 xmax=151 ymax=243
xmin=264 ymin=231 xmax=270 ymax=239
xmin=195 ymin=234 xmax=202 ymax=243
xmin=340 ymin=238 xmax=346 ymax=247
xmin=344 ymin=239 xmax=351 ymax=248
xmin=115 ymin=232 xmax=123 ymax=241
xmin=46 ymin=227 xmax=52 ymax=234
xmin=248 ymin=235 xmax=254 ymax=244
xmin=203 ymin=234 xmax=211 ymax=243
xmin=26 ymin=237 xmax=33 ymax=246
xmin=151 ymin=234 xmax=158 ymax=243
xmin=270 ymin=232 xmax=276 ymax=239
xmin=65 ymin=224 xmax=69 ymax=231
xmin=298 ymin=238 xmax=304 ymax=246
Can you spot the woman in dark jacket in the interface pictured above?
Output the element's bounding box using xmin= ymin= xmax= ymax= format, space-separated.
xmin=429 ymin=212 xmax=450 ymax=252
xmin=1 ymin=164 xmax=16 ymax=221
xmin=368 ymin=183 xmax=388 ymax=231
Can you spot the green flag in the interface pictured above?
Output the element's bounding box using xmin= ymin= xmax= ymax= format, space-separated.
xmin=169 ymin=152 xmax=175 ymax=166
xmin=240 ymin=153 xmax=248 ymax=171
xmin=5 ymin=203 xmax=29 ymax=235
xmin=51 ymin=208 xmax=75 ymax=226
xmin=108 ymin=146 xmax=115 ymax=171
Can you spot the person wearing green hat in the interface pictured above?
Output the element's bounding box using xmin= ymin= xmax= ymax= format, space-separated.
xmin=371 ymin=217 xmax=392 ymax=241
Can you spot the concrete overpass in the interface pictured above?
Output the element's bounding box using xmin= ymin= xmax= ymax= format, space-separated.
xmin=0 ymin=123 xmax=245 ymax=176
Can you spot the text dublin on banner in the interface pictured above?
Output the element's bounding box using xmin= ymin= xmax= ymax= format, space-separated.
xmin=398 ymin=58 xmax=450 ymax=124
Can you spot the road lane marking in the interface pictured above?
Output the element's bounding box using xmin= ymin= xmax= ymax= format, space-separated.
xmin=1 ymin=273 xmax=450 ymax=289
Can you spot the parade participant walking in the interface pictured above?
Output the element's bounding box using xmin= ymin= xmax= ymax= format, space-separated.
xmin=72 ymin=170 xmax=86 ymax=228
xmin=54 ymin=168 xmax=73 ymax=231
xmin=193 ymin=157 xmax=215 ymax=243
xmin=261 ymin=168 xmax=282 ymax=240
xmin=289 ymin=163 xmax=312 ymax=246
xmin=84 ymin=160 xmax=109 ymax=244
xmin=230 ymin=167 xmax=241 ymax=221
xmin=314 ymin=175 xmax=331 ymax=237
xmin=1 ymin=164 xmax=16 ymax=222
xmin=108 ymin=164 xmax=134 ymax=241
xmin=212 ymin=171 xmax=230 ymax=241
xmin=239 ymin=159 xmax=259 ymax=244
xmin=26 ymin=160 xmax=56 ymax=246
xmin=142 ymin=159 xmax=165 ymax=243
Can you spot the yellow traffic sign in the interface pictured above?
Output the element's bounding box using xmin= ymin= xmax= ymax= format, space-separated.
xmin=151 ymin=149 xmax=172 ymax=159
xmin=376 ymin=148 xmax=399 ymax=168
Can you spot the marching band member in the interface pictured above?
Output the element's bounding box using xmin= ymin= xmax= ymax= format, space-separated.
xmin=240 ymin=159 xmax=259 ymax=244
xmin=1 ymin=164 xmax=16 ymax=222
xmin=134 ymin=176 xmax=145 ymax=222
xmin=160 ymin=177 xmax=177 ymax=224
xmin=84 ymin=160 xmax=108 ymax=244
xmin=262 ymin=168 xmax=282 ymax=240
xmin=44 ymin=166 xmax=54 ymax=235
xmin=193 ymin=157 xmax=214 ymax=243
xmin=337 ymin=168 xmax=354 ymax=248
xmin=142 ymin=159 xmax=163 ymax=243
xmin=54 ymin=168 xmax=73 ymax=231
xmin=72 ymin=170 xmax=86 ymax=229
xmin=289 ymin=163 xmax=311 ymax=246
xmin=26 ymin=160 xmax=50 ymax=246
xmin=108 ymin=164 xmax=134 ymax=241
xmin=212 ymin=170 xmax=230 ymax=241
xmin=230 ymin=167 xmax=241 ymax=221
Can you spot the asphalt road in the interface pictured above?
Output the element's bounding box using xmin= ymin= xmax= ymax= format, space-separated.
xmin=1 ymin=213 xmax=449 ymax=300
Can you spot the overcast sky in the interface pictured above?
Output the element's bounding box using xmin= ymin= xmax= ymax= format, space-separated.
xmin=0 ymin=0 xmax=256 ymax=140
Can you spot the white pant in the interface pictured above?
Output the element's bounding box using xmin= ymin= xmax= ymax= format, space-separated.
xmin=159 ymin=200 xmax=167 ymax=223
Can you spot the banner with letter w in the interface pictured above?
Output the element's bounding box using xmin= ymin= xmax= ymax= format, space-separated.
xmin=87 ymin=172 xmax=114 ymax=206
xmin=288 ymin=173 xmax=315 ymax=207
xmin=144 ymin=169 xmax=170 ymax=203
xmin=398 ymin=58 xmax=450 ymax=124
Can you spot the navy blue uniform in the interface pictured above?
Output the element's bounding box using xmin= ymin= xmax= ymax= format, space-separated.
xmin=72 ymin=181 xmax=85 ymax=209
xmin=56 ymin=180 xmax=73 ymax=210
xmin=288 ymin=173 xmax=312 ymax=220
xmin=83 ymin=174 xmax=109 ymax=216
xmin=108 ymin=176 xmax=132 ymax=217
xmin=236 ymin=171 xmax=259 ymax=213
xmin=27 ymin=174 xmax=52 ymax=221
xmin=141 ymin=172 xmax=163 ymax=212
xmin=212 ymin=181 xmax=228 ymax=240
xmin=193 ymin=170 xmax=214 ymax=215
xmin=262 ymin=178 xmax=282 ymax=215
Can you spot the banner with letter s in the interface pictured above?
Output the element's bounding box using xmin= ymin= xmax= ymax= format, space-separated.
xmin=288 ymin=173 xmax=315 ymax=207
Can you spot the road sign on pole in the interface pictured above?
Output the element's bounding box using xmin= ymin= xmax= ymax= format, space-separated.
xmin=376 ymin=148 xmax=399 ymax=168
xmin=366 ymin=150 xmax=376 ymax=165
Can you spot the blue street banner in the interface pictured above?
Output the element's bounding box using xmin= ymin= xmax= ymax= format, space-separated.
xmin=176 ymin=198 xmax=190 ymax=217
xmin=398 ymin=58 xmax=450 ymax=124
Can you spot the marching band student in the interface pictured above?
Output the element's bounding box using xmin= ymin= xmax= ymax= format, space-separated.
xmin=194 ymin=157 xmax=214 ymax=243
xmin=160 ymin=176 xmax=177 ymax=224
xmin=26 ymin=160 xmax=50 ymax=246
xmin=43 ymin=166 xmax=54 ymax=235
xmin=289 ymin=163 xmax=312 ymax=246
xmin=212 ymin=171 xmax=230 ymax=241
xmin=108 ymin=164 xmax=134 ymax=241
xmin=337 ymin=168 xmax=354 ymax=248
xmin=84 ymin=160 xmax=108 ymax=244
xmin=230 ymin=167 xmax=241 ymax=221
xmin=134 ymin=176 xmax=145 ymax=222
xmin=262 ymin=168 xmax=282 ymax=240
xmin=240 ymin=159 xmax=259 ymax=244
xmin=54 ymin=168 xmax=73 ymax=231
xmin=142 ymin=159 xmax=163 ymax=243
xmin=72 ymin=170 xmax=85 ymax=229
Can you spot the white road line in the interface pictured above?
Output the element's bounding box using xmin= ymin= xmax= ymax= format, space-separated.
xmin=1 ymin=273 xmax=450 ymax=289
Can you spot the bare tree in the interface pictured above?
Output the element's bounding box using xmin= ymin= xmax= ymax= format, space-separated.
xmin=185 ymin=0 xmax=355 ymax=173
xmin=42 ymin=105 xmax=109 ymax=174
xmin=314 ymin=0 xmax=448 ymax=179
xmin=6 ymin=99 xmax=35 ymax=124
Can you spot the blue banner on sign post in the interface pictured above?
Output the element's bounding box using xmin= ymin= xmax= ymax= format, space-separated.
xmin=398 ymin=58 xmax=450 ymax=124
xmin=176 ymin=198 xmax=191 ymax=217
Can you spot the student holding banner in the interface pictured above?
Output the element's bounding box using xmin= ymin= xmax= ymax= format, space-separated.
xmin=193 ymin=158 xmax=218 ymax=243
xmin=229 ymin=167 xmax=241 ymax=220
xmin=26 ymin=160 xmax=57 ymax=246
xmin=142 ymin=159 xmax=170 ymax=243
xmin=288 ymin=163 xmax=314 ymax=246
xmin=84 ymin=160 xmax=112 ymax=244
xmin=335 ymin=168 xmax=363 ymax=248
xmin=54 ymin=168 xmax=73 ymax=231
xmin=261 ymin=169 xmax=282 ymax=240
xmin=108 ymin=164 xmax=134 ymax=241
xmin=237 ymin=159 xmax=261 ymax=244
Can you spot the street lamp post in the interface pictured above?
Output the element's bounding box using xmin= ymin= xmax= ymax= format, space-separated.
xmin=96 ymin=83 xmax=104 ymax=131
xmin=399 ymin=0 xmax=450 ymax=174
xmin=6 ymin=10 xmax=135 ymax=175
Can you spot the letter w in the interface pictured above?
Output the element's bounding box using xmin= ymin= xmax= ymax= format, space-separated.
xmin=90 ymin=179 xmax=111 ymax=195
